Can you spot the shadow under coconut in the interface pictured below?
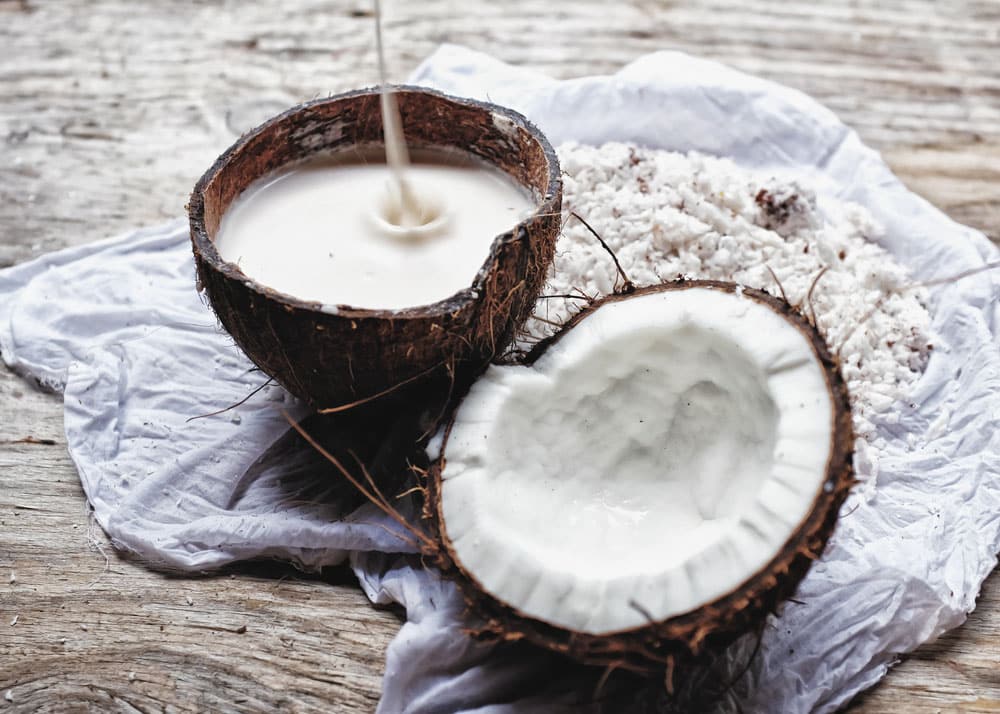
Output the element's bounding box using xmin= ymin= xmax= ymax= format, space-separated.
xmin=414 ymin=622 xmax=767 ymax=713
xmin=225 ymin=374 xmax=460 ymax=545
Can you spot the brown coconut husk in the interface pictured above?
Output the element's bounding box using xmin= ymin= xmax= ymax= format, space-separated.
xmin=188 ymin=86 xmax=561 ymax=412
xmin=422 ymin=280 xmax=856 ymax=676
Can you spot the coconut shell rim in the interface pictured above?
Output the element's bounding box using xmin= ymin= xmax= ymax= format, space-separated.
xmin=188 ymin=84 xmax=562 ymax=321
xmin=428 ymin=279 xmax=855 ymax=656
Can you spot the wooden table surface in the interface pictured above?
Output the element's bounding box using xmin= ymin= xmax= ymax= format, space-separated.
xmin=1 ymin=1 xmax=998 ymax=711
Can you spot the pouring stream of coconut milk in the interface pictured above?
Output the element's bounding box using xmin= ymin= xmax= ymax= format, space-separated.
xmin=213 ymin=1 xmax=533 ymax=310
xmin=373 ymin=0 xmax=425 ymax=232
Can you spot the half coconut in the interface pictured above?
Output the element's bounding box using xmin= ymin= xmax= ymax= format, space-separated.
xmin=188 ymin=87 xmax=561 ymax=411
xmin=426 ymin=280 xmax=854 ymax=671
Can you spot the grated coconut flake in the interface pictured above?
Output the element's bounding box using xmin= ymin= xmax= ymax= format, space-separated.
xmin=520 ymin=142 xmax=934 ymax=459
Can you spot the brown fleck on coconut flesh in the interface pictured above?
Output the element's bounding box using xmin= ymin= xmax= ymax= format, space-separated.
xmin=188 ymin=87 xmax=561 ymax=410
xmin=422 ymin=280 xmax=855 ymax=674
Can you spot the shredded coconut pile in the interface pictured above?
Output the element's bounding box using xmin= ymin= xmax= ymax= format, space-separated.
xmin=521 ymin=142 xmax=934 ymax=451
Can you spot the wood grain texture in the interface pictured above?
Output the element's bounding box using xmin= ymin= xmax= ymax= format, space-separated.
xmin=1 ymin=0 xmax=998 ymax=711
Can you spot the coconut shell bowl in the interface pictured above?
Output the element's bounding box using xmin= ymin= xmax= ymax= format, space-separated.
xmin=188 ymin=87 xmax=562 ymax=411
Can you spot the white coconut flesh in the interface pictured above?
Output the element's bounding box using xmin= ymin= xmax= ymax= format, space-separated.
xmin=438 ymin=287 xmax=835 ymax=635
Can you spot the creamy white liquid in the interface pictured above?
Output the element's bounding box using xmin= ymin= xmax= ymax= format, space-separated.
xmin=215 ymin=152 xmax=534 ymax=310
xmin=373 ymin=0 xmax=420 ymax=225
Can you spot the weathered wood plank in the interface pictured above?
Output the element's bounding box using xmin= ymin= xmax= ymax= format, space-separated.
xmin=1 ymin=0 xmax=998 ymax=711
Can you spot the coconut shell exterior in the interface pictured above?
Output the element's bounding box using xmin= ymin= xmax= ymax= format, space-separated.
xmin=188 ymin=87 xmax=561 ymax=410
xmin=425 ymin=280 xmax=856 ymax=675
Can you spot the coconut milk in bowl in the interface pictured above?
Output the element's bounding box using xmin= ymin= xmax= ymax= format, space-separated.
xmin=214 ymin=146 xmax=536 ymax=311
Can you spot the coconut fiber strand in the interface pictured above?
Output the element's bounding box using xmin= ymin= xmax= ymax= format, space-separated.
xmin=2 ymin=47 xmax=999 ymax=713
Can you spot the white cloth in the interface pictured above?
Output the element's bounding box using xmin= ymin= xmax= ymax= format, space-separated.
xmin=2 ymin=46 xmax=998 ymax=713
